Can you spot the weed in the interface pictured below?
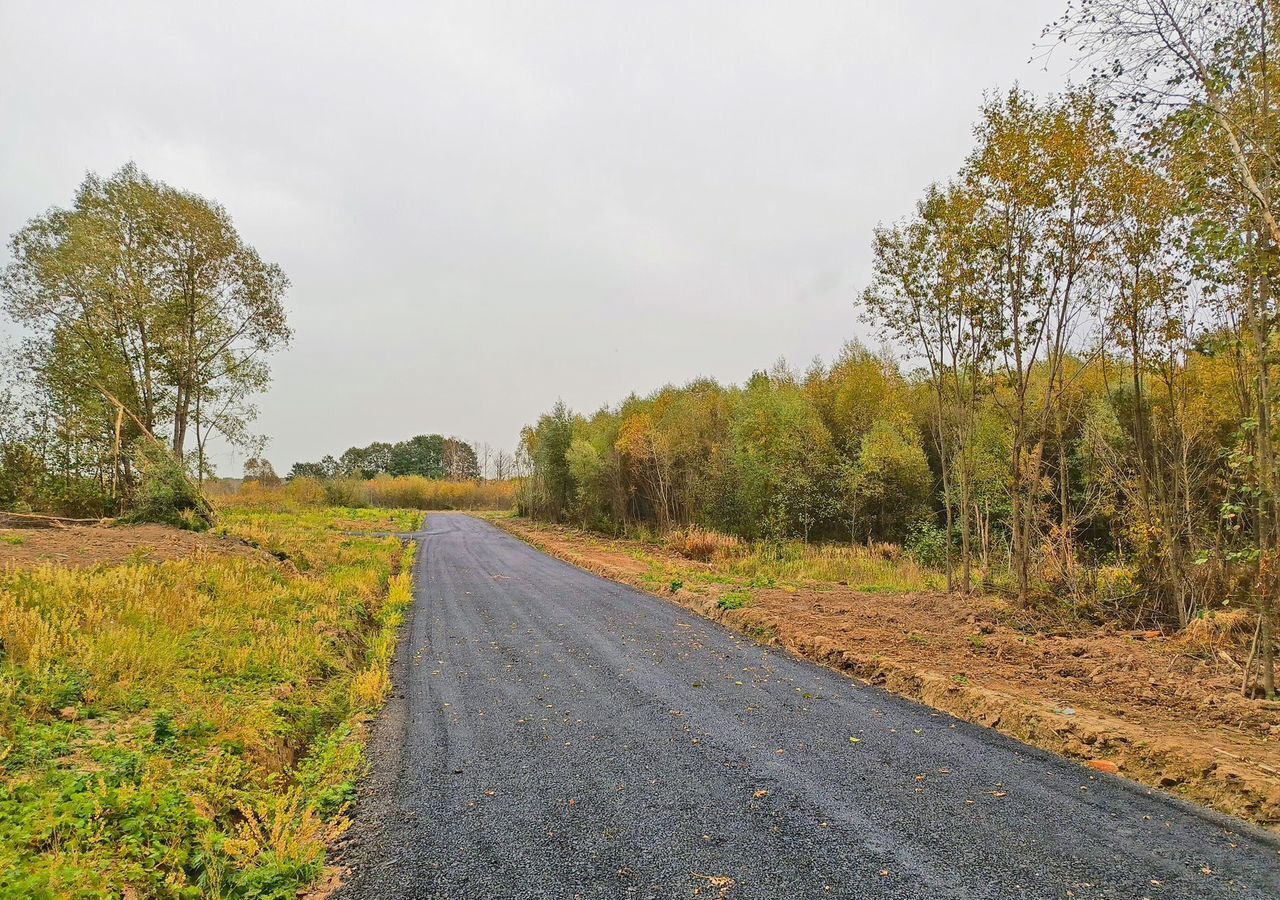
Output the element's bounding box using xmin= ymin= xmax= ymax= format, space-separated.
xmin=717 ymin=591 xmax=753 ymax=611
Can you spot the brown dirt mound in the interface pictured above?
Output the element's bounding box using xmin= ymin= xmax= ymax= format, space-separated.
xmin=0 ymin=524 xmax=275 ymax=569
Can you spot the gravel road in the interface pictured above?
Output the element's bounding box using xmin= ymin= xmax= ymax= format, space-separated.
xmin=337 ymin=513 xmax=1280 ymax=899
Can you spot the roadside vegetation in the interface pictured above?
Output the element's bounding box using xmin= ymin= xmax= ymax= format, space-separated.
xmin=520 ymin=3 xmax=1280 ymax=697
xmin=0 ymin=505 xmax=417 ymax=897
xmin=212 ymin=474 xmax=519 ymax=513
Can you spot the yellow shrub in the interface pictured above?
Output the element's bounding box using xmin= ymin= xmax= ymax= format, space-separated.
xmin=666 ymin=527 xmax=742 ymax=561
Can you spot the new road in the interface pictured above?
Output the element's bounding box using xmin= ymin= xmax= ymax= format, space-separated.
xmin=337 ymin=513 xmax=1279 ymax=899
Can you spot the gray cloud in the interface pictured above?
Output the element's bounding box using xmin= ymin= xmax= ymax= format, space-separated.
xmin=0 ymin=0 xmax=1069 ymax=472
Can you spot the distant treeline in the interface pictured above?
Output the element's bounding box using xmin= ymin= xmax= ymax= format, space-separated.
xmin=288 ymin=434 xmax=490 ymax=481
xmin=519 ymin=347 xmax=932 ymax=548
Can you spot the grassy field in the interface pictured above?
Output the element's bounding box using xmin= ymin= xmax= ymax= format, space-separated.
xmin=0 ymin=507 xmax=418 ymax=898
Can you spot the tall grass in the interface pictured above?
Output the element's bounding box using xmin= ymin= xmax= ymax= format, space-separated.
xmin=215 ymin=476 xmax=518 ymax=513
xmin=587 ymin=521 xmax=943 ymax=594
xmin=723 ymin=541 xmax=941 ymax=593
xmin=0 ymin=507 xmax=416 ymax=897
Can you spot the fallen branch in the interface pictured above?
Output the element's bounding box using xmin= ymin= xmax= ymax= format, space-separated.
xmin=1213 ymin=746 xmax=1280 ymax=778
xmin=0 ymin=512 xmax=111 ymax=530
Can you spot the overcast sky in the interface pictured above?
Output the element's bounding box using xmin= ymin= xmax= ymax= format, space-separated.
xmin=0 ymin=1 xmax=1070 ymax=474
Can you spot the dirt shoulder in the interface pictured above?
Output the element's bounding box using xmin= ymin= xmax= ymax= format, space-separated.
xmin=0 ymin=523 xmax=277 ymax=569
xmin=486 ymin=514 xmax=1280 ymax=828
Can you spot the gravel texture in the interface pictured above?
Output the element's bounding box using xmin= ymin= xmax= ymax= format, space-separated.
xmin=336 ymin=513 xmax=1280 ymax=899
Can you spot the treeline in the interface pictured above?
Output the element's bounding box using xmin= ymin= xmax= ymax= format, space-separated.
xmin=287 ymin=434 xmax=487 ymax=481
xmin=0 ymin=164 xmax=289 ymax=524
xmin=521 ymin=350 xmax=931 ymax=545
xmin=523 ymin=3 xmax=1280 ymax=692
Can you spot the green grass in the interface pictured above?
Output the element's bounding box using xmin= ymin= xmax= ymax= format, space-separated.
xmin=716 ymin=590 xmax=753 ymax=611
xmin=0 ymin=534 xmax=24 ymax=546
xmin=0 ymin=506 xmax=417 ymax=898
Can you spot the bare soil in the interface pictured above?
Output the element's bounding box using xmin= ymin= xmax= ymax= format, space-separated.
xmin=491 ymin=516 xmax=1280 ymax=828
xmin=0 ymin=524 xmax=275 ymax=569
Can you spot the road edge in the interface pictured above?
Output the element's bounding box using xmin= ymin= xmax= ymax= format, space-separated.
xmin=482 ymin=513 xmax=1280 ymax=834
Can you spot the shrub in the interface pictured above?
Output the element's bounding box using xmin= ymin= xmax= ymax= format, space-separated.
xmin=214 ymin=476 xmax=518 ymax=513
xmin=322 ymin=478 xmax=370 ymax=508
xmin=124 ymin=441 xmax=215 ymax=530
xmin=905 ymin=521 xmax=947 ymax=569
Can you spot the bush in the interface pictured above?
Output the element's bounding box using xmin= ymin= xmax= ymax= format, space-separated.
xmin=322 ymin=478 xmax=369 ymax=508
xmin=905 ymin=521 xmax=947 ymax=569
xmin=124 ymin=442 xmax=214 ymax=530
xmin=717 ymin=590 xmax=753 ymax=610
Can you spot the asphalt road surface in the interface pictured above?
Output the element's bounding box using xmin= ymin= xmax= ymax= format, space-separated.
xmin=337 ymin=513 xmax=1280 ymax=899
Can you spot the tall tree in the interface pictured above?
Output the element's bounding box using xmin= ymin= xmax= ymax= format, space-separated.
xmin=1 ymin=164 xmax=290 ymax=498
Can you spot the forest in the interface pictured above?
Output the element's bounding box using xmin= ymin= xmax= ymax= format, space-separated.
xmin=520 ymin=3 xmax=1280 ymax=692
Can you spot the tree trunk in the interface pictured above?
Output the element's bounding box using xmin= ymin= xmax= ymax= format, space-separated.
xmin=1254 ymin=266 xmax=1276 ymax=695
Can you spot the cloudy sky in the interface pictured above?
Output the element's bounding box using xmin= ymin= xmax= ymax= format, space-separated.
xmin=0 ymin=1 xmax=1069 ymax=474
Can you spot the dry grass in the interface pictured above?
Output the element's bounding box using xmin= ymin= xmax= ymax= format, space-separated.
xmin=653 ymin=525 xmax=934 ymax=593
xmin=218 ymin=476 xmax=518 ymax=513
xmin=665 ymin=526 xmax=743 ymax=562
xmin=0 ymin=505 xmax=417 ymax=897
xmin=1178 ymin=609 xmax=1255 ymax=656
xmin=724 ymin=541 xmax=941 ymax=593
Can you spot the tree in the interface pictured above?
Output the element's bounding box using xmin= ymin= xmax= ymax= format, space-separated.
xmin=1 ymin=164 xmax=290 ymax=501
xmin=962 ymin=88 xmax=1112 ymax=603
xmin=243 ymin=456 xmax=281 ymax=487
xmin=389 ymin=434 xmax=445 ymax=478
xmin=863 ymin=184 xmax=992 ymax=591
xmin=1055 ymin=0 xmax=1280 ymax=695
xmin=847 ymin=421 xmax=932 ymax=544
xmin=442 ymin=437 xmax=480 ymax=480
xmin=522 ymin=402 xmax=577 ymax=521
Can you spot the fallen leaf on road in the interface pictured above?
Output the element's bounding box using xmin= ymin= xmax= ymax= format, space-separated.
xmin=691 ymin=873 xmax=735 ymax=898
xmin=753 ymin=789 xmax=769 ymax=799
xmin=849 ymin=737 xmax=861 ymax=744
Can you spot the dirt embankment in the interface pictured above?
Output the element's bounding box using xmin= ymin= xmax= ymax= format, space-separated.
xmin=489 ymin=516 xmax=1280 ymax=828
xmin=0 ymin=524 xmax=276 ymax=569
